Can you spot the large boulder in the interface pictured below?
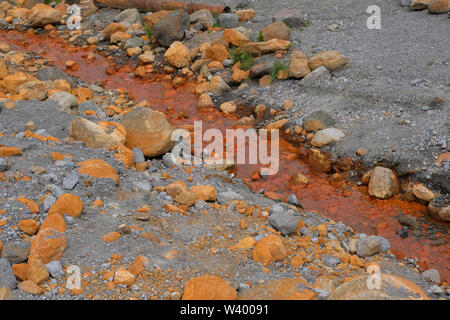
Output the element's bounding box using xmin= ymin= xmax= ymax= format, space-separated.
xmin=29 ymin=3 xmax=61 ymax=27
xmin=309 ymin=50 xmax=349 ymax=71
xmin=69 ymin=117 xmax=126 ymax=149
xmin=153 ymin=9 xmax=189 ymax=48
xmin=288 ymin=50 xmax=311 ymax=78
xmin=261 ymin=21 xmax=290 ymax=41
xmin=121 ymin=108 xmax=174 ymax=158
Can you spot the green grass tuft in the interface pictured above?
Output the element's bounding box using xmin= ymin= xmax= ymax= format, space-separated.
xmin=228 ymin=48 xmax=254 ymax=71
xmin=271 ymin=60 xmax=288 ymax=81
xmin=257 ymin=31 xmax=264 ymax=42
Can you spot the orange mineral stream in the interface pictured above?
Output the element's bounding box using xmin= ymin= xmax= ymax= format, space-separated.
xmin=1 ymin=30 xmax=448 ymax=282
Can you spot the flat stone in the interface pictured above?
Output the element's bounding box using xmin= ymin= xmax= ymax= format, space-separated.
xmin=311 ymin=128 xmax=345 ymax=147
xmin=0 ymin=258 xmax=16 ymax=290
xmin=268 ymin=211 xmax=299 ymax=235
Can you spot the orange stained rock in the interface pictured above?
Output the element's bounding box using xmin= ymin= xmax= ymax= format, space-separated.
xmin=48 ymin=193 xmax=83 ymax=217
xmin=50 ymin=152 xmax=72 ymax=161
xmin=12 ymin=263 xmax=28 ymax=281
xmin=239 ymin=278 xmax=316 ymax=300
xmin=29 ymin=228 xmax=68 ymax=264
xmin=18 ymin=219 xmax=39 ymax=235
xmin=128 ymin=255 xmax=148 ymax=275
xmin=182 ymin=275 xmax=238 ymax=300
xmin=0 ymin=146 xmax=23 ymax=157
xmin=92 ymin=199 xmax=103 ymax=207
xmin=112 ymin=144 xmax=134 ymax=169
xmin=189 ymin=185 xmax=218 ymax=202
xmin=252 ymin=235 xmax=287 ymax=265
xmin=16 ymin=196 xmax=39 ymax=214
xmin=77 ymin=159 xmax=119 ymax=185
xmin=103 ymin=231 xmax=121 ymax=243
xmin=40 ymin=214 xmax=66 ymax=233
xmin=19 ymin=280 xmax=43 ymax=295
xmin=230 ymin=237 xmax=256 ymax=251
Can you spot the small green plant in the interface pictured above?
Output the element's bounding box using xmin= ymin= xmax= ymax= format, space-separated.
xmin=212 ymin=12 xmax=220 ymax=27
xmin=228 ymin=48 xmax=254 ymax=71
xmin=144 ymin=25 xmax=153 ymax=41
xmin=271 ymin=60 xmax=288 ymax=81
xmin=44 ymin=0 xmax=61 ymax=4
xmin=426 ymin=61 xmax=434 ymax=67
xmin=257 ymin=31 xmax=264 ymax=42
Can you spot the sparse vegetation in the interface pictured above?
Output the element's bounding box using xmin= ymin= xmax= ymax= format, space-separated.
xmin=257 ymin=31 xmax=264 ymax=42
xmin=228 ymin=48 xmax=254 ymax=71
xmin=271 ymin=60 xmax=288 ymax=81
xmin=144 ymin=25 xmax=153 ymax=41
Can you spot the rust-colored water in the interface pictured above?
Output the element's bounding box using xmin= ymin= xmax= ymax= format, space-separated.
xmin=1 ymin=30 xmax=448 ymax=282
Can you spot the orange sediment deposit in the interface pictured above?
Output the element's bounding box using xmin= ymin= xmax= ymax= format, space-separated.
xmin=77 ymin=159 xmax=120 ymax=185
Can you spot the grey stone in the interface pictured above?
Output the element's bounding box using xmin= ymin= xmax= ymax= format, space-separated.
xmin=153 ymin=9 xmax=189 ymax=48
xmin=36 ymin=67 xmax=74 ymax=87
xmin=311 ymin=128 xmax=345 ymax=147
xmin=430 ymin=285 xmax=443 ymax=294
xmin=63 ymin=171 xmax=79 ymax=190
xmin=268 ymin=211 xmax=299 ymax=235
xmin=124 ymin=36 xmax=144 ymax=49
xmin=218 ymin=13 xmax=239 ymax=28
xmin=43 ymin=195 xmax=56 ymax=212
xmin=356 ymin=235 xmax=390 ymax=257
xmin=133 ymin=181 xmax=152 ymax=192
xmin=194 ymin=199 xmax=208 ymax=210
xmin=303 ymin=110 xmax=336 ymax=130
xmin=0 ymin=158 xmax=8 ymax=172
xmin=114 ymin=8 xmax=141 ymax=27
xmin=1 ymin=244 xmax=29 ymax=264
xmin=189 ymin=9 xmax=214 ymax=29
xmin=398 ymin=214 xmax=419 ymax=230
xmin=322 ymin=255 xmax=341 ymax=267
xmin=133 ymin=148 xmax=145 ymax=163
xmin=250 ymin=55 xmax=275 ymax=78
xmin=300 ymin=66 xmax=331 ymax=87
xmin=273 ymin=9 xmax=308 ymax=28
xmin=422 ymin=269 xmax=441 ymax=284
xmin=45 ymin=260 xmax=65 ymax=279
xmin=48 ymin=91 xmax=78 ymax=115
xmin=218 ymin=190 xmax=244 ymax=204
xmin=288 ymin=194 xmax=301 ymax=206
xmin=0 ymin=258 xmax=16 ymax=290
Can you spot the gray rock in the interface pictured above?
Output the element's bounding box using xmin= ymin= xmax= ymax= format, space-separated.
xmin=114 ymin=8 xmax=141 ymax=27
xmin=273 ymin=9 xmax=308 ymax=28
xmin=189 ymin=9 xmax=214 ymax=29
xmin=45 ymin=260 xmax=65 ymax=279
xmin=422 ymin=269 xmax=441 ymax=284
xmin=268 ymin=211 xmax=299 ymax=235
xmin=299 ymin=66 xmax=331 ymax=87
xmin=194 ymin=199 xmax=208 ymax=210
xmin=1 ymin=244 xmax=29 ymax=264
xmin=133 ymin=181 xmax=152 ymax=192
xmin=0 ymin=158 xmax=9 ymax=172
xmin=398 ymin=214 xmax=419 ymax=230
xmin=218 ymin=13 xmax=239 ymax=28
xmin=0 ymin=258 xmax=16 ymax=290
xmin=153 ymin=9 xmax=189 ymax=48
xmin=43 ymin=195 xmax=56 ymax=212
xmin=133 ymin=148 xmax=145 ymax=163
xmin=430 ymin=285 xmax=443 ymax=294
xmin=250 ymin=55 xmax=275 ymax=78
xmin=303 ymin=110 xmax=336 ymax=130
xmin=63 ymin=171 xmax=79 ymax=190
xmin=218 ymin=190 xmax=244 ymax=204
xmin=287 ymin=194 xmax=301 ymax=206
xmin=311 ymin=128 xmax=345 ymax=147
xmin=36 ymin=67 xmax=74 ymax=87
xmin=48 ymin=91 xmax=78 ymax=115
xmin=124 ymin=36 xmax=144 ymax=49
xmin=356 ymin=235 xmax=390 ymax=257
xmin=322 ymin=255 xmax=341 ymax=267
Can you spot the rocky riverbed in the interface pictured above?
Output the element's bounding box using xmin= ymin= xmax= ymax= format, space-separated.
xmin=0 ymin=0 xmax=448 ymax=300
